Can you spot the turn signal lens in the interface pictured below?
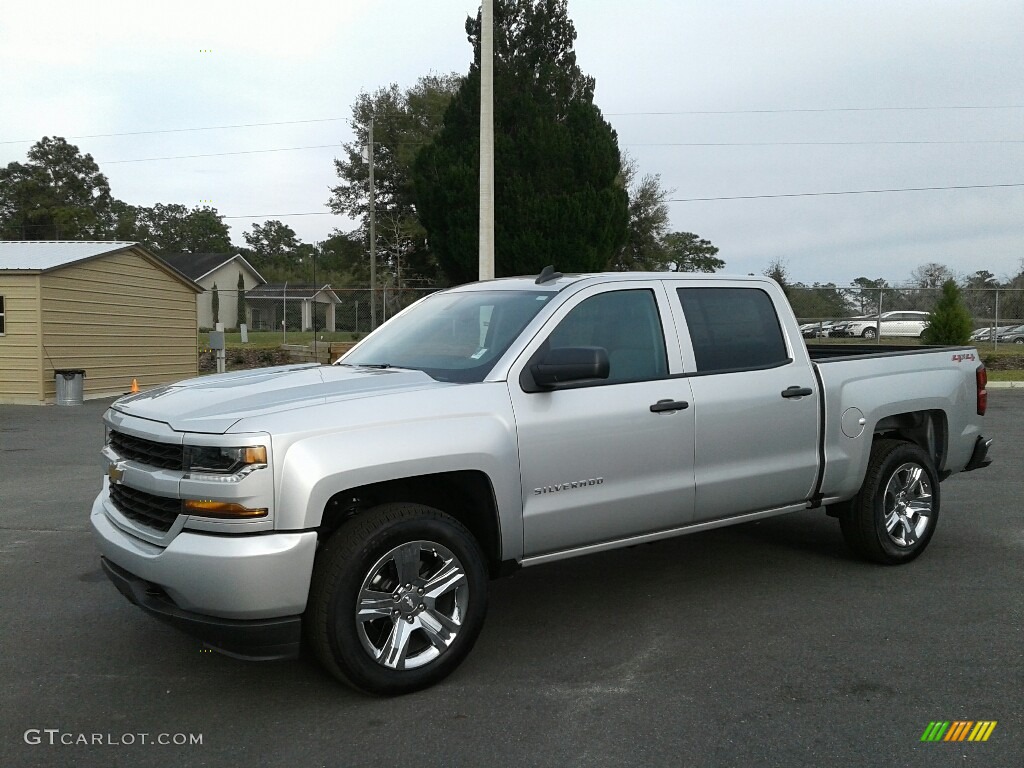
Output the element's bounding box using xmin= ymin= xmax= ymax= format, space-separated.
xmin=240 ymin=446 xmax=267 ymax=464
xmin=182 ymin=500 xmax=268 ymax=519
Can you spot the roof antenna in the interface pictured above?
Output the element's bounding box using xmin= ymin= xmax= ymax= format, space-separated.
xmin=535 ymin=265 xmax=562 ymax=285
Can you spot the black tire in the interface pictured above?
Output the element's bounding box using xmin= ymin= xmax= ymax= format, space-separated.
xmin=862 ymin=327 xmax=877 ymax=340
xmin=307 ymin=503 xmax=489 ymax=695
xmin=1014 ymin=338 xmax=1024 ymax=345
xmin=838 ymin=439 xmax=940 ymax=564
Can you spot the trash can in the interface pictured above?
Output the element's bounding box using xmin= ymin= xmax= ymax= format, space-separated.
xmin=54 ymin=369 xmax=86 ymax=406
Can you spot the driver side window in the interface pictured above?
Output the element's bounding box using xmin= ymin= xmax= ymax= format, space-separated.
xmin=546 ymin=289 xmax=668 ymax=384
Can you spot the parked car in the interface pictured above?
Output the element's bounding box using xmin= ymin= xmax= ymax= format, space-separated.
xmin=799 ymin=320 xmax=840 ymax=338
xmin=970 ymin=326 xmax=1016 ymax=342
xmin=831 ymin=311 xmax=930 ymax=339
xmin=826 ymin=316 xmax=872 ymax=338
xmin=995 ymin=324 xmax=1024 ymax=344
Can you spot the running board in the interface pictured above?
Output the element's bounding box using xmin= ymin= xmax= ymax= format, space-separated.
xmin=520 ymin=503 xmax=809 ymax=567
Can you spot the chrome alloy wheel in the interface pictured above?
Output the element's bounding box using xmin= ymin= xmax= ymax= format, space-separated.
xmin=883 ymin=462 xmax=933 ymax=548
xmin=355 ymin=540 xmax=469 ymax=670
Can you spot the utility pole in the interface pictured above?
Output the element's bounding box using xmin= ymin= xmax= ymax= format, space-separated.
xmin=368 ymin=118 xmax=378 ymax=328
xmin=312 ymin=242 xmax=318 ymax=361
xmin=479 ymin=0 xmax=495 ymax=281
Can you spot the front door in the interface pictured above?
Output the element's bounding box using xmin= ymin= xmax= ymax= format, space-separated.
xmin=509 ymin=284 xmax=696 ymax=557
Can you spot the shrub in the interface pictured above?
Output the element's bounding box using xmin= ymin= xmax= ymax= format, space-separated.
xmin=923 ymin=280 xmax=973 ymax=345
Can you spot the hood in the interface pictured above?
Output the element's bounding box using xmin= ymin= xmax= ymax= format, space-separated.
xmin=110 ymin=364 xmax=452 ymax=434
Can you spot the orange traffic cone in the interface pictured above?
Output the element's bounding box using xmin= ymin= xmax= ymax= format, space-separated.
xmin=130 ymin=378 xmax=139 ymax=394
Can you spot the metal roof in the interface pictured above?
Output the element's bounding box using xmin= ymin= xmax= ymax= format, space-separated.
xmin=0 ymin=241 xmax=138 ymax=271
xmin=159 ymin=252 xmax=266 ymax=284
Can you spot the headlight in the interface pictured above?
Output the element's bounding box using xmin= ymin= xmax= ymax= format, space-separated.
xmin=185 ymin=445 xmax=267 ymax=474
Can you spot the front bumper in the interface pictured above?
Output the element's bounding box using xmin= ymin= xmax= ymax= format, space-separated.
xmin=101 ymin=558 xmax=302 ymax=660
xmin=91 ymin=493 xmax=317 ymax=618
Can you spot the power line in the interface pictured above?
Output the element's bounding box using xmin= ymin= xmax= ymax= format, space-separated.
xmin=102 ymin=144 xmax=341 ymax=164
xmin=93 ymin=138 xmax=1024 ymax=164
xmin=222 ymin=212 xmax=335 ymax=220
xmin=215 ymin=181 xmax=1024 ymax=219
xmin=633 ymin=140 xmax=1024 ymax=146
xmin=11 ymin=182 xmax=1019 ymax=230
xmin=607 ymin=105 xmax=1024 ymax=116
xmin=0 ymin=118 xmax=351 ymax=145
xmin=4 ymin=104 xmax=1024 ymax=145
xmin=667 ymin=182 xmax=1024 ymax=202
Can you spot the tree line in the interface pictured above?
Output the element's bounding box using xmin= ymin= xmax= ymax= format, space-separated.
xmin=766 ymin=259 xmax=1024 ymax=322
xmin=1 ymin=0 xmax=722 ymax=288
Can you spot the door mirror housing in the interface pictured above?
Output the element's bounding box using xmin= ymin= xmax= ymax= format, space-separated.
xmin=528 ymin=346 xmax=610 ymax=390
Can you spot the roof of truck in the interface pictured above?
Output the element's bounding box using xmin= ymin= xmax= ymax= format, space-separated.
xmin=444 ymin=272 xmax=772 ymax=293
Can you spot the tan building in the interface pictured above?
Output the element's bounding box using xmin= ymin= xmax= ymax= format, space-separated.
xmin=0 ymin=241 xmax=201 ymax=404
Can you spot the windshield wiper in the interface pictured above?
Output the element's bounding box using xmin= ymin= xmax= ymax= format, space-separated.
xmin=350 ymin=363 xmax=416 ymax=370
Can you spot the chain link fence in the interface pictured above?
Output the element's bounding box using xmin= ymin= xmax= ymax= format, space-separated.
xmin=788 ymin=286 xmax=1024 ymax=345
xmin=198 ymin=283 xmax=1024 ymax=361
xmin=204 ymin=286 xmax=438 ymax=337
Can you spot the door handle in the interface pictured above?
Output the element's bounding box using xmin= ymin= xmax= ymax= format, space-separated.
xmin=650 ymin=399 xmax=689 ymax=413
xmin=781 ymin=386 xmax=813 ymax=399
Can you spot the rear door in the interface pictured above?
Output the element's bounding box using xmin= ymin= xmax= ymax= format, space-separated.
xmin=667 ymin=282 xmax=820 ymax=522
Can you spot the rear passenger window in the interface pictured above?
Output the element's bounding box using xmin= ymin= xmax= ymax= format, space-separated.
xmin=676 ymin=287 xmax=789 ymax=373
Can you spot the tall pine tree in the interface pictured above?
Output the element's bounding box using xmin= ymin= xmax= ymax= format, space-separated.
xmin=413 ymin=0 xmax=628 ymax=284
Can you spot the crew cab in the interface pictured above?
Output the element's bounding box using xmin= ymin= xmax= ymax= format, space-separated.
xmin=91 ymin=271 xmax=992 ymax=695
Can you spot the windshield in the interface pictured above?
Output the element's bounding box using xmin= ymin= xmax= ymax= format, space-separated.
xmin=339 ymin=290 xmax=553 ymax=382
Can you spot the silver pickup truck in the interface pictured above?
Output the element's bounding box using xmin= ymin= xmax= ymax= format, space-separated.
xmin=91 ymin=271 xmax=993 ymax=695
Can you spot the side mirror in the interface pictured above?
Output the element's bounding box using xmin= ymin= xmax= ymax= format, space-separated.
xmin=529 ymin=346 xmax=610 ymax=390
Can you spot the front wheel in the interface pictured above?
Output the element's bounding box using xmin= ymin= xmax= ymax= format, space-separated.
xmin=861 ymin=327 xmax=877 ymax=340
xmin=1014 ymin=338 xmax=1024 ymax=344
xmin=839 ymin=439 xmax=940 ymax=564
xmin=307 ymin=503 xmax=489 ymax=695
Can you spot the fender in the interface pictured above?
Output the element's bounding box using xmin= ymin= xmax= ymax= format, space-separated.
xmin=817 ymin=363 xmax=976 ymax=501
xmin=266 ymin=383 xmax=525 ymax=561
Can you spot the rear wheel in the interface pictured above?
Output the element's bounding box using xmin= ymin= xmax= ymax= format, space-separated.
xmin=839 ymin=439 xmax=939 ymax=564
xmin=307 ymin=503 xmax=489 ymax=695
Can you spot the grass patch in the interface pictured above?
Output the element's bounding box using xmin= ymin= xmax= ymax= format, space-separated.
xmin=987 ymin=369 xmax=1024 ymax=381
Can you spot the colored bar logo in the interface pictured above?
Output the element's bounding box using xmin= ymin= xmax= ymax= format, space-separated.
xmin=920 ymin=721 xmax=997 ymax=742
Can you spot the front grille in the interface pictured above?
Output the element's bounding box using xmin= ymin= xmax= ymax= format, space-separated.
xmin=109 ymin=431 xmax=184 ymax=470
xmin=109 ymin=484 xmax=181 ymax=533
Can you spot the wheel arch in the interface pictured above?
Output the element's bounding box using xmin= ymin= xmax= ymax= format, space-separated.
xmin=872 ymin=409 xmax=948 ymax=473
xmin=315 ymin=471 xmax=508 ymax=578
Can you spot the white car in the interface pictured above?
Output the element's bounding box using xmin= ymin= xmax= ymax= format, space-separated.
xmin=834 ymin=311 xmax=930 ymax=339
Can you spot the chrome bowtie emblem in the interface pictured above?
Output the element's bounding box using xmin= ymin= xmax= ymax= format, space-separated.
xmin=107 ymin=462 xmax=125 ymax=485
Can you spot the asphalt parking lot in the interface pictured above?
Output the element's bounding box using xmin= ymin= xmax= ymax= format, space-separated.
xmin=1 ymin=393 xmax=1021 ymax=768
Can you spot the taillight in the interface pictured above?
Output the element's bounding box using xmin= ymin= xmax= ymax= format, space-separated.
xmin=976 ymin=365 xmax=987 ymax=416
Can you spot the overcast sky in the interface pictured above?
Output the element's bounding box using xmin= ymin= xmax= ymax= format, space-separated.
xmin=2 ymin=0 xmax=1021 ymax=285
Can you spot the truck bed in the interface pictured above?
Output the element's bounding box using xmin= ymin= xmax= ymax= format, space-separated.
xmin=806 ymin=343 xmax=977 ymax=362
